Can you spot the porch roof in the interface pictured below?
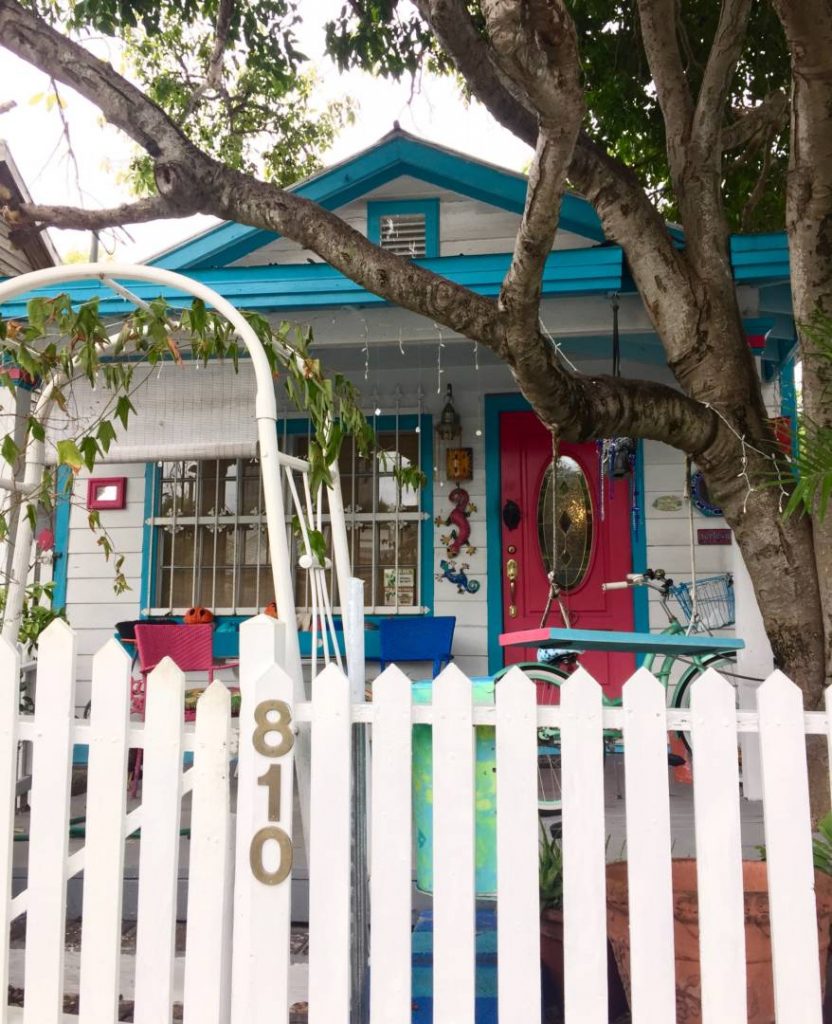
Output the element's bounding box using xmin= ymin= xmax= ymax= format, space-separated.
xmin=0 ymin=247 xmax=625 ymax=318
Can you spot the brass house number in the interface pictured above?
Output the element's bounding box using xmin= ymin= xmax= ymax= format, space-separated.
xmin=249 ymin=698 xmax=294 ymax=886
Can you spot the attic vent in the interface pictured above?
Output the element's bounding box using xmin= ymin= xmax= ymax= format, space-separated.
xmin=379 ymin=213 xmax=427 ymax=258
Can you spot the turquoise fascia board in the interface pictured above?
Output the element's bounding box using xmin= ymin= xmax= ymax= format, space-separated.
xmin=0 ymin=247 xmax=624 ymax=318
xmin=51 ymin=466 xmax=73 ymax=611
xmin=149 ymin=134 xmax=606 ymax=270
xmin=367 ymin=198 xmax=440 ymax=258
xmin=730 ymin=233 xmax=789 ymax=283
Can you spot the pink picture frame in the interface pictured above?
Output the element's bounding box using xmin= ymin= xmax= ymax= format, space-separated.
xmin=87 ymin=477 xmax=127 ymax=510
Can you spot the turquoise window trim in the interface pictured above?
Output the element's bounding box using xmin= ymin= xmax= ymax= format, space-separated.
xmin=51 ymin=466 xmax=73 ymax=611
xmin=367 ymin=199 xmax=439 ymax=259
xmin=139 ymin=462 xmax=161 ymax=614
xmin=139 ymin=414 xmax=434 ymax=615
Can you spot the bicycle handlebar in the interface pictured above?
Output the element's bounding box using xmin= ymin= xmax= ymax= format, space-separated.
xmin=601 ymin=580 xmax=631 ymax=591
xmin=602 ymin=568 xmax=672 ymax=592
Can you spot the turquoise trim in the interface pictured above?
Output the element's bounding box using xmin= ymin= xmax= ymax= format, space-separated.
xmin=418 ymin=413 xmax=434 ymax=612
xmin=730 ymin=233 xmax=789 ymax=283
xmin=367 ymin=199 xmax=439 ymax=258
xmin=139 ymin=462 xmax=160 ymax=613
xmin=779 ymin=357 xmax=799 ymax=458
xmin=149 ymin=133 xmax=605 ymax=270
xmin=51 ymin=466 xmax=72 ymax=611
xmin=0 ymin=247 xmax=625 ymax=319
xmin=631 ymin=440 xmax=649 ymax=663
xmin=484 ymin=393 xmax=530 ymax=675
xmin=139 ymin=414 xmax=434 ymax=614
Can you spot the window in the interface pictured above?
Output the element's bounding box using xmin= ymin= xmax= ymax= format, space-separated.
xmin=144 ymin=418 xmax=431 ymax=615
xmin=367 ymin=200 xmax=439 ymax=259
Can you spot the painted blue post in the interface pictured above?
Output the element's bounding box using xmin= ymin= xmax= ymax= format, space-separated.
xmin=51 ymin=465 xmax=72 ymax=611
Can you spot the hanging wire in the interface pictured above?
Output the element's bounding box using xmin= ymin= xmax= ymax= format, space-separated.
xmin=435 ymin=327 xmax=445 ymax=394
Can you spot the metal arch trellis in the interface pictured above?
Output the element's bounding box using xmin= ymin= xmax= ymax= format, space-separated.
xmin=0 ymin=262 xmax=355 ymax=679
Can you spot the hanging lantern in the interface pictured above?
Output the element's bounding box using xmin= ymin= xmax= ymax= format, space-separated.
xmin=436 ymin=383 xmax=462 ymax=442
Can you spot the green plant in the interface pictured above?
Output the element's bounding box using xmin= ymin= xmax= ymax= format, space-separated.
xmin=813 ymin=813 xmax=832 ymax=875
xmin=539 ymin=821 xmax=563 ymax=912
xmin=0 ymin=581 xmax=65 ymax=651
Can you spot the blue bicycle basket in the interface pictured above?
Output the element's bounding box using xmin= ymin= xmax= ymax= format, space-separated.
xmin=670 ymin=573 xmax=735 ymax=630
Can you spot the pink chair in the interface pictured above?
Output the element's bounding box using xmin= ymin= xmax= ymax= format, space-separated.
xmin=129 ymin=623 xmax=239 ymax=794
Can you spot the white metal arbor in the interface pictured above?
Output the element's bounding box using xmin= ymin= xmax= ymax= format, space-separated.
xmin=0 ymin=262 xmax=357 ymax=671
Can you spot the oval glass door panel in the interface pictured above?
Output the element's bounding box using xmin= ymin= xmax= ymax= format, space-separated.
xmin=537 ymin=456 xmax=593 ymax=590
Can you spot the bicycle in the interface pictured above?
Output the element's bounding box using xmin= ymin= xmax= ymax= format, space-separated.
xmin=495 ymin=568 xmax=740 ymax=815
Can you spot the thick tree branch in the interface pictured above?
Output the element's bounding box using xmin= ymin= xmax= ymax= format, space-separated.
xmin=0 ymin=0 xmax=199 ymax=163
xmin=477 ymin=0 xmax=582 ymax=327
xmin=692 ymin=0 xmax=752 ymax=153
xmin=8 ymin=196 xmax=181 ymax=236
xmin=635 ymin=0 xmax=693 ymax=175
xmin=722 ymin=90 xmax=789 ymax=151
xmin=183 ymin=0 xmax=235 ymax=117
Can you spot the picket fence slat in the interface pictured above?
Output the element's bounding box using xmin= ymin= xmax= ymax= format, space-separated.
xmin=133 ymin=659 xmax=186 ymax=1024
xmin=183 ymin=681 xmax=233 ymax=1024
xmin=622 ymin=669 xmax=677 ymax=1023
xmin=78 ymin=639 xmax=132 ymax=1024
xmin=495 ymin=668 xmax=541 ymax=1024
xmin=0 ymin=640 xmax=18 ymax=1024
xmin=432 ymin=664 xmax=476 ymax=1024
xmin=23 ymin=619 xmax=76 ymax=1024
xmin=758 ymin=671 xmax=824 ymax=1022
xmin=689 ymin=670 xmax=747 ymax=1022
xmin=368 ymin=666 xmax=413 ymax=1024
xmin=308 ymin=664 xmax=352 ymax=1024
xmin=561 ymin=668 xmax=608 ymax=1023
xmin=230 ymin=661 xmax=296 ymax=1024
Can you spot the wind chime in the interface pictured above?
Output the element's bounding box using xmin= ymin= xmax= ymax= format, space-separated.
xmin=596 ymin=294 xmax=641 ymax=537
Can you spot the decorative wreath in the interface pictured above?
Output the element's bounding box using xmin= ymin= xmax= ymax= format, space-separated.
xmin=690 ymin=470 xmax=723 ymax=518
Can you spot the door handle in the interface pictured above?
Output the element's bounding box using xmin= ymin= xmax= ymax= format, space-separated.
xmin=506 ymin=558 xmax=518 ymax=618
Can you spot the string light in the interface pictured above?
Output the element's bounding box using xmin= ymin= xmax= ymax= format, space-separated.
xmin=473 ymin=340 xmax=480 ymax=371
xmin=362 ymin=319 xmax=369 ymax=381
xmin=539 ymin=318 xmax=579 ymax=373
xmin=399 ymin=327 xmax=405 ymax=356
xmin=435 ymin=325 xmax=445 ymax=394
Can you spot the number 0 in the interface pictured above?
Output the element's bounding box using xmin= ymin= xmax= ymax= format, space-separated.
xmin=249 ymin=826 xmax=293 ymax=885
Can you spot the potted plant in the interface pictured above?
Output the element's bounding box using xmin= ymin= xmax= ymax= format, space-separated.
xmin=605 ymin=823 xmax=832 ymax=1024
xmin=539 ymin=822 xmax=628 ymax=1018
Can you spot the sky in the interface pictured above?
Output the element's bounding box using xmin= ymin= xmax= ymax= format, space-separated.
xmin=0 ymin=1 xmax=533 ymax=263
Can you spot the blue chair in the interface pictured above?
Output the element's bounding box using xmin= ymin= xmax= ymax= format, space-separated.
xmin=378 ymin=616 xmax=456 ymax=678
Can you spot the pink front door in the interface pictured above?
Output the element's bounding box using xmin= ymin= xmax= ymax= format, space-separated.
xmin=499 ymin=411 xmax=635 ymax=696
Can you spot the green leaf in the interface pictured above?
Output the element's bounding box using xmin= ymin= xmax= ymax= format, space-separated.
xmin=79 ymin=436 xmax=100 ymax=472
xmin=0 ymin=435 xmax=19 ymax=467
xmin=56 ymin=439 xmax=83 ymax=471
xmin=27 ymin=417 xmax=45 ymax=443
xmin=115 ymin=396 xmax=136 ymax=430
xmin=96 ymin=419 xmax=117 ymax=453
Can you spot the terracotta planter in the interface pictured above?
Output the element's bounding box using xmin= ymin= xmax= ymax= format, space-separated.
xmin=606 ymin=859 xmax=832 ymax=1024
xmin=540 ymin=907 xmax=629 ymax=1019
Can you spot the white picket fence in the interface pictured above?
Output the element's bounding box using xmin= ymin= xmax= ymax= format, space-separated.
xmin=1 ymin=615 xmax=831 ymax=1022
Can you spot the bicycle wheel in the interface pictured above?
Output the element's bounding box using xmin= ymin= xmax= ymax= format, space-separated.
xmin=671 ymin=652 xmax=739 ymax=752
xmin=494 ymin=662 xmax=568 ymax=815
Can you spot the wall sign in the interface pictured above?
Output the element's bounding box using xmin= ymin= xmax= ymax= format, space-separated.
xmin=697 ymin=528 xmax=732 ymax=546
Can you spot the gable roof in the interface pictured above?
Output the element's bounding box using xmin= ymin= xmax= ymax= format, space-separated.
xmin=0 ymin=141 xmax=60 ymax=271
xmin=149 ymin=127 xmax=605 ymax=271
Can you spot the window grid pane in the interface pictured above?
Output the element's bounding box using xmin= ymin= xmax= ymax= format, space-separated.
xmin=149 ymin=428 xmax=422 ymax=613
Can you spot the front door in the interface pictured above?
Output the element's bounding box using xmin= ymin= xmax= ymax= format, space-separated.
xmin=499 ymin=411 xmax=635 ymax=696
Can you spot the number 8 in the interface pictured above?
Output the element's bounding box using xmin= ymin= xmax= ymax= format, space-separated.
xmin=252 ymin=699 xmax=294 ymax=757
